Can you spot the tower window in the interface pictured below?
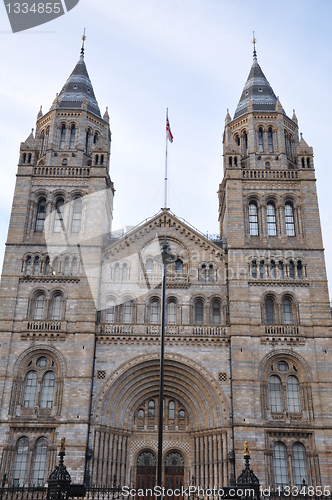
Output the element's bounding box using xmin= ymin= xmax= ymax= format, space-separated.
xmin=150 ymin=299 xmax=160 ymax=324
xmin=252 ymin=260 xmax=257 ymax=279
xmin=195 ymin=300 xmax=204 ymax=324
xmin=278 ymin=261 xmax=284 ymax=279
xmin=258 ymin=127 xmax=263 ymax=152
xmin=265 ymin=297 xmax=275 ymax=324
xmin=53 ymin=199 xmax=64 ymax=233
xmin=297 ymin=261 xmax=303 ymax=279
xmin=69 ymin=125 xmax=76 ymax=149
xmin=33 ymin=257 xmax=39 ymax=276
xmin=63 ymin=257 xmax=69 ymax=276
xmin=95 ymin=155 xmax=99 ymax=165
xmin=229 ymin=157 xmax=232 ymax=167
xmin=51 ymin=294 xmax=63 ymax=320
xmin=44 ymin=257 xmax=50 ymax=275
xmin=23 ymin=372 xmax=38 ymax=408
xmin=285 ymin=203 xmax=295 ymax=236
xmin=269 ymin=375 xmax=283 ymax=412
xmin=283 ymin=297 xmax=293 ymax=324
xmin=26 ymin=256 xmax=32 ymax=275
xmin=71 ymin=198 xmax=82 ymax=233
xmin=35 ymin=198 xmax=46 ymax=232
xmin=289 ymin=261 xmax=295 ymax=279
xmin=85 ymin=130 xmax=90 ymax=153
xmin=106 ymin=300 xmax=115 ymax=323
xmin=71 ymin=257 xmax=78 ymax=276
xmin=212 ymin=300 xmax=221 ymax=324
xmin=307 ymin=157 xmax=310 ymax=168
xmin=12 ymin=438 xmax=29 ymax=486
xmin=60 ymin=124 xmax=66 ymax=147
xmin=34 ymin=294 xmax=45 ymax=320
xmin=267 ymin=203 xmax=277 ymax=236
xmin=27 ymin=153 xmax=32 ymax=163
xmin=22 ymin=153 xmax=26 ymax=164
xmin=268 ymin=127 xmax=274 ymax=153
xmin=249 ymin=202 xmax=259 ymax=236
xmin=286 ymin=376 xmax=301 ymax=412
xmin=122 ymin=263 xmax=128 ymax=282
xmin=100 ymin=155 xmax=104 ymax=165
xmin=260 ymin=261 xmax=265 ymax=279
xmin=122 ymin=301 xmax=132 ymax=323
xmin=30 ymin=438 xmax=48 ymax=486
xmin=292 ymin=443 xmax=308 ymax=487
xmin=201 ymin=265 xmax=206 ymax=283
xmin=175 ymin=259 xmax=183 ymax=273
xmin=167 ymin=300 xmax=176 ymax=324
xmin=273 ymin=442 xmax=289 ymax=487
xmin=243 ymin=131 xmax=248 ymax=151
xmin=301 ymin=158 xmax=305 ymax=168
xmin=270 ymin=260 xmax=276 ymax=279
xmin=209 ymin=265 xmax=214 ymax=283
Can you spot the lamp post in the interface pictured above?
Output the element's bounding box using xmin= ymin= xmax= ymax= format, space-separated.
xmin=156 ymin=237 xmax=177 ymax=488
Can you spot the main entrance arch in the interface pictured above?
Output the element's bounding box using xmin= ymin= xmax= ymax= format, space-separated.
xmin=164 ymin=452 xmax=184 ymax=492
xmin=136 ymin=451 xmax=156 ymax=491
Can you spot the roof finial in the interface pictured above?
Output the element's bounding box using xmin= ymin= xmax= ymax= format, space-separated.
xmin=80 ymin=28 xmax=86 ymax=59
xmin=252 ymin=31 xmax=257 ymax=60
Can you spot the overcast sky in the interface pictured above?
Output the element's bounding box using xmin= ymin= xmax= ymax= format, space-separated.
xmin=0 ymin=0 xmax=331 ymax=299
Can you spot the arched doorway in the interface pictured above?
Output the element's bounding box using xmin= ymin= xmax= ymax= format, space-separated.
xmin=136 ymin=451 xmax=156 ymax=491
xmin=164 ymin=452 xmax=184 ymax=493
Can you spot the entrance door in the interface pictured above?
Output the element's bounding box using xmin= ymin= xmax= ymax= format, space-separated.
xmin=136 ymin=451 xmax=156 ymax=498
xmin=164 ymin=452 xmax=184 ymax=499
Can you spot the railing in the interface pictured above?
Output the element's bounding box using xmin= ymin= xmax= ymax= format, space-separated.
xmin=27 ymin=321 xmax=62 ymax=331
xmin=265 ymin=325 xmax=299 ymax=335
xmin=33 ymin=166 xmax=90 ymax=177
xmin=138 ymin=273 xmax=190 ymax=287
xmin=99 ymin=324 xmax=227 ymax=337
xmin=242 ymin=169 xmax=298 ymax=180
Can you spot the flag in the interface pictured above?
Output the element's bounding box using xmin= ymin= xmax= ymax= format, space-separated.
xmin=166 ymin=113 xmax=173 ymax=143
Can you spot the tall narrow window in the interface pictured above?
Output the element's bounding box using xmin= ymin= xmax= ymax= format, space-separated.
xmin=249 ymin=203 xmax=259 ymax=236
xmin=148 ymin=400 xmax=155 ymax=418
xmin=53 ymin=199 xmax=64 ymax=233
xmin=69 ymin=125 xmax=76 ymax=149
xmin=195 ymin=300 xmax=204 ymax=324
xmin=30 ymin=438 xmax=48 ymax=486
xmin=123 ymin=301 xmax=132 ymax=323
xmin=175 ymin=259 xmax=183 ymax=273
xmin=167 ymin=300 xmax=176 ymax=324
xmin=252 ymin=261 xmax=257 ymax=279
xmin=52 ymin=258 xmax=59 ymax=274
xmin=146 ymin=258 xmax=154 ymax=273
xmin=212 ymin=300 xmax=221 ymax=324
xmin=292 ymin=443 xmax=308 ymax=487
xmin=201 ymin=265 xmax=206 ymax=283
xmin=169 ymin=401 xmax=175 ymax=419
xmin=23 ymin=372 xmax=38 ymax=407
xmin=71 ymin=257 xmax=77 ymax=276
xmin=265 ymin=297 xmax=275 ymax=324
xmin=63 ymin=257 xmax=69 ymax=276
xmin=286 ymin=376 xmax=301 ymax=412
xmin=289 ymin=261 xmax=295 ymax=279
xmin=100 ymin=155 xmax=104 ymax=165
xmin=71 ymin=198 xmax=82 ymax=233
xmin=85 ymin=130 xmax=90 ymax=153
xmin=278 ymin=261 xmax=284 ymax=279
xmin=273 ymin=443 xmax=289 ymax=487
xmin=94 ymin=132 xmax=99 ymax=144
xmin=209 ymin=265 xmax=214 ymax=283
xmin=301 ymin=158 xmax=305 ymax=168
xmin=271 ymin=261 xmax=276 ymax=279
xmin=51 ymin=295 xmax=62 ymax=320
xmin=306 ymin=158 xmax=310 ymax=168
xmin=44 ymin=257 xmax=50 ymax=275
xmin=122 ymin=264 xmax=128 ymax=282
xmin=297 ymin=261 xmax=303 ymax=279
xmin=260 ymin=261 xmax=265 ymax=279
xmin=114 ymin=264 xmax=120 ymax=282
xmin=33 ymin=257 xmax=39 ymax=276
xmin=243 ymin=131 xmax=248 ymax=152
xmin=12 ymin=438 xmax=29 ymax=487
xmin=268 ymin=127 xmax=274 ymax=152
xmin=150 ymin=300 xmax=160 ymax=324
xmin=258 ymin=127 xmax=263 ymax=152
xmin=267 ymin=203 xmax=277 ymax=236
xmin=60 ymin=124 xmax=66 ymax=147
xmin=40 ymin=372 xmax=55 ymax=408
xmin=283 ymin=298 xmax=293 ymax=324
xmin=106 ymin=300 xmax=115 ymax=323
xmin=26 ymin=256 xmax=31 ymax=275
xmin=269 ymin=375 xmax=283 ymax=412
xmin=285 ymin=203 xmax=295 ymax=236
xmin=34 ymin=294 xmax=45 ymax=320
xmin=35 ymin=198 xmax=46 ymax=232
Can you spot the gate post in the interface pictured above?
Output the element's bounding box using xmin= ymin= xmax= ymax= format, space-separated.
xmin=236 ymin=441 xmax=260 ymax=500
xmin=47 ymin=438 xmax=71 ymax=500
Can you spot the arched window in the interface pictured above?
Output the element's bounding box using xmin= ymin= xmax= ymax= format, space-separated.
xmin=252 ymin=260 xmax=257 ymax=278
xmin=146 ymin=258 xmax=154 ymax=273
xmin=23 ymin=371 xmax=38 ymax=407
xmin=100 ymin=155 xmax=104 ymax=165
xmin=286 ymin=376 xmax=301 ymax=412
xmin=175 ymin=259 xmax=183 ymax=273
xmin=114 ymin=263 xmax=120 ymax=282
xmin=268 ymin=127 xmax=274 ymax=152
xmin=52 ymin=258 xmax=59 ymax=274
xmin=69 ymin=125 xmax=76 ymax=149
xmin=94 ymin=132 xmax=99 ymax=144
xmin=33 ymin=257 xmax=39 ymax=276
xmin=278 ymin=261 xmax=284 ymax=279
xmin=306 ymin=158 xmax=310 ymax=168
xmin=26 ymin=256 xmax=32 ymax=275
xmin=229 ymin=157 xmax=232 ymax=167
xmin=201 ymin=265 xmax=206 ymax=283
xmin=292 ymin=443 xmax=308 ymax=487
xmin=123 ymin=301 xmax=132 ymax=323
xmin=71 ymin=257 xmax=77 ymax=276
xmin=258 ymin=127 xmax=263 ymax=151
xmin=249 ymin=202 xmax=259 ymax=236
xmin=106 ymin=300 xmax=115 ymax=323
xmin=243 ymin=130 xmax=248 ymax=151
xmin=44 ymin=257 xmax=50 ymax=275
xmin=150 ymin=300 xmax=160 ymax=324
xmin=285 ymin=203 xmax=295 ymax=236
xmin=265 ymin=297 xmax=275 ymax=324
xmin=30 ymin=438 xmax=48 ymax=486
xmin=148 ymin=400 xmax=155 ymax=418
xmin=22 ymin=153 xmax=26 ymax=164
xmin=273 ymin=442 xmax=289 ymax=487
xmin=234 ymin=156 xmax=237 ymax=166
xmin=35 ymin=198 xmax=46 ymax=232
xmin=63 ymin=257 xmax=69 ymax=276
xmin=34 ymin=294 xmax=45 ymax=320
xmin=12 ymin=438 xmax=29 ymax=486
xmin=269 ymin=375 xmax=283 ymax=412
xmin=283 ymin=297 xmax=293 ymax=324
xmin=267 ymin=203 xmax=277 ymax=236
xmin=179 ymin=410 xmax=185 ymax=419
xmin=297 ymin=261 xmax=303 ymax=279
xmin=271 ymin=260 xmax=276 ymax=279
xmin=40 ymin=372 xmax=55 ymax=408
xmin=212 ymin=300 xmax=221 ymax=324
xmin=122 ymin=264 xmax=128 ymax=282
xmin=62 ymin=158 xmax=68 ymax=166
xmin=85 ymin=130 xmax=90 ymax=153
xmin=235 ymin=134 xmax=240 ymax=146
xmin=27 ymin=153 xmax=31 ymax=163
xmin=95 ymin=155 xmax=99 ymax=165
xmin=60 ymin=124 xmax=66 ymax=147
xmin=195 ymin=300 xmax=204 ymax=324
xmin=289 ymin=261 xmax=295 ymax=279
xmin=53 ymin=199 xmax=64 ymax=233
xmin=209 ymin=265 xmax=214 ymax=283
xmin=137 ymin=409 xmax=144 ymax=418
xmin=167 ymin=300 xmax=176 ymax=324
xmin=301 ymin=158 xmax=305 ymax=168
xmin=71 ymin=198 xmax=82 ymax=233
xmin=169 ymin=401 xmax=175 ymax=419
xmin=51 ymin=294 xmax=62 ymax=320
xmin=260 ymin=261 xmax=265 ymax=279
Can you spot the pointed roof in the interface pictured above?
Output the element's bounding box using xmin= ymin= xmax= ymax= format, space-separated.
xmin=56 ymin=45 xmax=101 ymax=117
xmin=234 ymin=48 xmax=281 ymax=119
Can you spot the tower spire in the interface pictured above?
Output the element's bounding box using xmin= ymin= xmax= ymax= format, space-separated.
xmin=252 ymin=31 xmax=257 ymax=60
xmin=80 ymin=28 xmax=86 ymax=59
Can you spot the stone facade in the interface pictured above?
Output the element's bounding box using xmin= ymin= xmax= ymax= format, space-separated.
xmin=0 ymin=45 xmax=331 ymax=490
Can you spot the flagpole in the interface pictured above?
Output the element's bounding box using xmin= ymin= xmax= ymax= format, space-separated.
xmin=164 ymin=108 xmax=168 ymax=209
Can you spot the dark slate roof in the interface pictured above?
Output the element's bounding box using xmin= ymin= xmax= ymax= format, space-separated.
xmin=234 ymin=52 xmax=282 ymax=119
xmin=56 ymin=52 xmax=101 ymax=117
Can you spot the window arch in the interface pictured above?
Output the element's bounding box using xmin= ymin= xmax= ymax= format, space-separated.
xmin=301 ymin=158 xmax=305 ymax=168
xmin=175 ymin=259 xmax=183 ymax=273
xmin=273 ymin=442 xmax=289 ymax=487
xmin=297 ymin=261 xmax=303 ymax=279
xmin=306 ymin=157 xmax=310 ymax=168
xmin=30 ymin=437 xmax=48 ymax=486
xmin=53 ymin=198 xmax=64 ymax=233
xmin=122 ymin=300 xmax=132 ymax=323
xmin=40 ymin=372 xmax=55 ymax=408
xmin=260 ymin=261 xmax=265 ymax=279
xmin=33 ymin=293 xmax=45 ymax=320
xmin=289 ymin=261 xmax=295 ymax=279
xmin=249 ymin=202 xmax=259 ymax=236
xmin=33 ymin=257 xmax=40 ymax=276
xmin=195 ymin=299 xmax=204 ymax=324
xmin=63 ymin=257 xmax=69 ymax=276
xmin=267 ymin=202 xmax=277 ymax=236
xmin=167 ymin=300 xmax=177 ymax=324
xmin=150 ymin=299 xmax=160 ymax=324
xmin=286 ymin=376 xmax=301 ymax=412
xmin=265 ymin=297 xmax=275 ymax=324
xmin=23 ymin=371 xmax=38 ymax=407
xmin=26 ymin=256 xmax=32 ymax=275
xmin=106 ymin=300 xmax=115 ymax=323
xmin=251 ymin=260 xmax=257 ymax=278
xmin=211 ymin=300 xmax=221 ymax=324
xmin=209 ymin=265 xmax=214 ymax=283
xmin=258 ymin=127 xmax=264 ymax=151
xmin=243 ymin=130 xmax=248 ymax=151
xmin=146 ymin=258 xmax=154 ymax=273
xmin=292 ymin=443 xmax=308 ymax=487
xmin=100 ymin=155 xmax=104 ymax=165
xmin=268 ymin=375 xmax=283 ymax=412
xmin=69 ymin=124 xmax=76 ymax=149
xmin=59 ymin=124 xmax=66 ymax=147
xmin=270 ymin=260 xmax=276 ymax=279
xmin=114 ymin=263 xmax=120 ymax=282
xmin=35 ymin=198 xmax=46 ymax=232
xmin=268 ymin=127 xmax=274 ymax=152
xmin=71 ymin=198 xmax=82 ymax=233
xmin=282 ymin=297 xmax=293 ymax=324
xmin=71 ymin=257 xmax=78 ymax=276
xmin=122 ymin=263 xmax=128 ymax=282
xmin=201 ymin=265 xmax=206 ymax=283
xmin=51 ymin=294 xmax=63 ymax=320
xmin=85 ymin=129 xmax=90 ymax=153
xmin=12 ymin=437 xmax=29 ymax=486
xmin=285 ymin=203 xmax=295 ymax=236
xmin=168 ymin=401 xmax=175 ymax=419
xmin=44 ymin=257 xmax=50 ymax=275
xmin=278 ymin=261 xmax=284 ymax=279
xmin=148 ymin=400 xmax=155 ymax=418
xmin=52 ymin=258 xmax=59 ymax=274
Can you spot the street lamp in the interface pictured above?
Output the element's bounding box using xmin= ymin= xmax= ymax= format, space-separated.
xmin=156 ymin=236 xmax=177 ymax=487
